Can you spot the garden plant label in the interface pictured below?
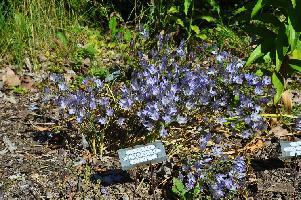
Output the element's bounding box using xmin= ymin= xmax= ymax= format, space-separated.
xmin=280 ymin=140 xmax=301 ymax=158
xmin=118 ymin=140 xmax=167 ymax=170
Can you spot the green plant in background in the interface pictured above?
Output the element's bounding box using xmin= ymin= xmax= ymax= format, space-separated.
xmin=158 ymin=0 xmax=221 ymax=39
xmin=245 ymin=0 xmax=301 ymax=103
xmin=108 ymin=16 xmax=132 ymax=42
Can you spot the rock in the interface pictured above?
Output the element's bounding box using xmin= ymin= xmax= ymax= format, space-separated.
xmin=1 ymin=67 xmax=21 ymax=87
xmin=122 ymin=194 xmax=130 ymax=200
xmin=3 ymin=136 xmax=17 ymax=152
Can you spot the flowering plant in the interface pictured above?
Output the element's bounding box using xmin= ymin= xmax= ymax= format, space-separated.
xmin=45 ymin=31 xmax=273 ymax=198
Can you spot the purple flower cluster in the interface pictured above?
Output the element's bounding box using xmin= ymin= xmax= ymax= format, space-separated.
xmin=179 ymin=142 xmax=246 ymax=198
xmin=48 ymin=74 xmax=124 ymax=127
xmin=118 ymin=33 xmax=272 ymax=140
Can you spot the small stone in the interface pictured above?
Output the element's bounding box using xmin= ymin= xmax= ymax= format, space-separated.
xmin=122 ymin=194 xmax=130 ymax=200
xmin=3 ymin=95 xmax=17 ymax=104
xmin=3 ymin=136 xmax=17 ymax=152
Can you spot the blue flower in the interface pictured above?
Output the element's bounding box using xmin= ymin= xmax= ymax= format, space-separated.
xmin=117 ymin=118 xmax=125 ymax=126
xmin=76 ymin=116 xmax=83 ymax=123
xmin=58 ymin=82 xmax=68 ymax=91
xmin=162 ymin=115 xmax=172 ymax=123
xmin=199 ymin=134 xmax=211 ymax=150
xmin=159 ymin=126 xmax=168 ymax=137
xmin=106 ymin=108 xmax=114 ymax=117
xmin=186 ymin=172 xmax=196 ymax=190
xmin=177 ymin=115 xmax=187 ymax=124
xmin=98 ymin=117 xmax=107 ymax=125
xmin=94 ymin=79 xmax=103 ymax=88
xmin=242 ymin=130 xmax=252 ymax=139
xmin=68 ymin=108 xmax=75 ymax=115
xmin=60 ymin=100 xmax=67 ymax=109
xmin=89 ymin=100 xmax=96 ymax=110
xmin=262 ymin=76 xmax=271 ymax=86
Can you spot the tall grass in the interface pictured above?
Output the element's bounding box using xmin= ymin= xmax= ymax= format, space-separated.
xmin=0 ymin=0 xmax=79 ymax=67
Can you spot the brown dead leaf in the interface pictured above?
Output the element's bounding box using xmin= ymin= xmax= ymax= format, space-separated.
xmin=282 ymin=90 xmax=293 ymax=112
xmin=21 ymin=76 xmax=34 ymax=90
xmin=1 ymin=67 xmax=21 ymax=87
xmin=269 ymin=125 xmax=292 ymax=138
xmin=32 ymin=125 xmax=51 ymax=132
xmin=269 ymin=118 xmax=278 ymax=127
xmin=245 ymin=139 xmax=265 ymax=152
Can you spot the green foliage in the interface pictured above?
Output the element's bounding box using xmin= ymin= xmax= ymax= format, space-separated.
xmin=109 ymin=17 xmax=118 ymax=37
xmin=10 ymin=86 xmax=28 ymax=94
xmin=172 ymin=178 xmax=201 ymax=200
xmin=245 ymin=0 xmax=301 ymax=103
xmin=172 ymin=178 xmax=187 ymax=199
xmin=88 ymin=66 xmax=109 ymax=79
xmin=145 ymin=0 xmax=221 ymax=39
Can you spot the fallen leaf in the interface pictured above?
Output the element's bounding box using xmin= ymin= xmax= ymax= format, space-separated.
xmin=282 ymin=90 xmax=293 ymax=112
xmin=1 ymin=67 xmax=21 ymax=87
xmin=269 ymin=125 xmax=292 ymax=138
xmin=245 ymin=139 xmax=265 ymax=152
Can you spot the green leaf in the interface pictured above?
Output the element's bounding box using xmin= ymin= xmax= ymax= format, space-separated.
xmin=291 ymin=46 xmax=301 ymax=59
xmin=251 ymin=0 xmax=264 ymax=18
xmin=290 ymin=0 xmax=301 ymax=31
xmin=287 ymin=18 xmax=300 ymax=52
xmin=168 ymin=6 xmax=179 ymax=14
xmin=184 ymin=0 xmax=192 ymax=15
xmin=109 ymin=17 xmax=118 ymax=36
xmin=196 ymin=33 xmax=207 ymax=40
xmin=56 ymin=31 xmax=68 ymax=46
xmin=255 ymin=69 xmax=264 ymax=76
xmin=176 ymin=18 xmax=185 ymax=27
xmin=233 ymin=6 xmax=247 ymax=15
xmin=289 ymin=59 xmax=301 ymax=72
xmin=172 ymin=178 xmax=187 ymax=200
xmin=246 ymin=44 xmax=264 ymax=66
xmin=123 ymin=29 xmax=132 ymax=42
xmin=291 ymin=0 xmax=296 ymax=7
xmin=207 ymin=0 xmax=220 ymax=15
xmin=275 ymin=31 xmax=289 ymax=72
xmin=200 ymin=15 xmax=216 ymax=22
xmin=190 ymin=25 xmax=200 ymax=34
xmin=272 ymin=72 xmax=284 ymax=103
xmin=263 ymin=52 xmax=272 ymax=63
